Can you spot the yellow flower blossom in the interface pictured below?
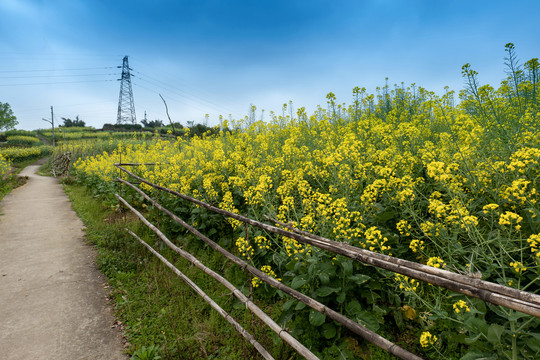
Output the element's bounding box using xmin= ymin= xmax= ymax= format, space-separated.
xmin=499 ymin=211 xmax=523 ymax=230
xmin=420 ymin=331 xmax=438 ymax=347
xmin=509 ymin=261 xmax=527 ymax=274
xmin=453 ymin=300 xmax=470 ymax=314
xmin=527 ymin=234 xmax=540 ymax=258
xmin=409 ymin=239 xmax=425 ymax=253
xmin=427 ymin=257 xmax=446 ymax=269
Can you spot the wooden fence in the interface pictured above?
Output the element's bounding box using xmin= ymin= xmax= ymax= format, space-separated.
xmin=113 ymin=163 xmax=540 ymax=360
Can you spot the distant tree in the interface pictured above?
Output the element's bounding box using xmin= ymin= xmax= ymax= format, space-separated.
xmin=141 ymin=119 xmax=164 ymax=128
xmin=61 ymin=115 xmax=85 ymax=127
xmin=61 ymin=117 xmax=73 ymax=127
xmin=0 ymin=101 xmax=18 ymax=131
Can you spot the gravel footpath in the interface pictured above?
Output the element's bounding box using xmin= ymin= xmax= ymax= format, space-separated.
xmin=0 ymin=163 xmax=126 ymax=360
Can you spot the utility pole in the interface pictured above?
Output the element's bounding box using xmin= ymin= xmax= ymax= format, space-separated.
xmin=42 ymin=106 xmax=55 ymax=151
xmin=116 ymin=56 xmax=136 ymax=124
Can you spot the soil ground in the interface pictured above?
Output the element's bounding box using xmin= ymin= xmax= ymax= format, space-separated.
xmin=0 ymin=162 xmax=126 ymax=359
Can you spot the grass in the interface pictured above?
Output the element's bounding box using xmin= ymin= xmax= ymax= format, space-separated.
xmin=64 ymin=182 xmax=294 ymax=359
xmin=0 ymin=157 xmax=42 ymax=203
xmin=0 ymin=175 xmax=27 ymax=203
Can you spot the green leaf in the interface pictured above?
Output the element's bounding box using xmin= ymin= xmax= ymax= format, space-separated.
xmin=321 ymin=323 xmax=336 ymax=339
xmin=465 ymin=316 xmax=489 ymax=335
xmin=341 ymin=260 xmax=353 ymax=276
xmin=460 ymin=350 xmax=497 ymax=360
xmin=355 ymin=311 xmax=380 ymax=332
xmin=290 ymin=276 xmax=308 ymax=289
xmin=486 ymin=324 xmax=504 ymax=345
xmin=285 ymin=259 xmax=298 ymax=271
xmin=464 ymin=332 xmax=483 ymax=345
xmin=346 ymin=300 xmax=363 ymax=317
xmin=318 ymin=272 xmax=330 ymax=284
xmin=336 ymin=291 xmax=346 ymax=304
xmin=295 ymin=301 xmax=306 ymax=310
xmin=347 ymin=274 xmax=371 ymax=286
xmin=372 ymin=304 xmax=387 ymax=316
xmin=318 ymin=261 xmax=336 ymax=276
xmin=309 ymin=310 xmax=326 ymax=327
xmin=283 ymin=299 xmax=295 ymax=311
xmin=315 ymin=286 xmax=340 ymax=297
xmin=375 ymin=209 xmax=396 ymax=222
xmin=308 ymin=262 xmax=316 ymax=276
xmin=526 ymin=333 xmax=540 ymax=352
xmin=508 ymin=311 xmax=530 ymax=322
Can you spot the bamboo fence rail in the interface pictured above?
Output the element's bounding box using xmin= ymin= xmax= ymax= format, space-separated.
xmin=125 ymin=229 xmax=275 ymax=360
xmin=116 ymin=194 xmax=319 ymax=360
xmin=115 ymin=164 xmax=540 ymax=318
xmin=117 ymin=177 xmax=423 ymax=360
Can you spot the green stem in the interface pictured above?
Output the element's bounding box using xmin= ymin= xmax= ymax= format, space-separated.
xmin=510 ymin=317 xmax=517 ymax=360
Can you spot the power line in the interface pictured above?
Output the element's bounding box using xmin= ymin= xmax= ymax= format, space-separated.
xmin=132 ymin=82 xmax=220 ymax=115
xmin=131 ymin=58 xmax=248 ymax=109
xmin=133 ymin=71 xmax=242 ymax=117
xmin=0 ymin=67 xmax=115 ymax=73
xmin=0 ymin=73 xmax=116 ymax=79
xmin=0 ymin=79 xmax=115 ymax=86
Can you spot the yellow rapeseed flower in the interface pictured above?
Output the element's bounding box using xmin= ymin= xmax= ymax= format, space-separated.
xmin=420 ymin=331 xmax=437 ymax=348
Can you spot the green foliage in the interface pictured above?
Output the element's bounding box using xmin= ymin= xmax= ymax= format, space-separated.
xmin=0 ymin=173 xmax=27 ymax=202
xmin=0 ymin=101 xmax=18 ymax=131
xmin=130 ymin=345 xmax=161 ymax=360
xmin=61 ymin=115 xmax=86 ymax=127
xmin=0 ymin=145 xmax=52 ymax=163
xmin=6 ymin=135 xmax=41 ymax=146
xmin=65 ymin=184 xmax=282 ymax=359
xmin=71 ymin=44 xmax=539 ymax=360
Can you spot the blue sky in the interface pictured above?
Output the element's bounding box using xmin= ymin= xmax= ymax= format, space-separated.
xmin=1 ymin=0 xmax=539 ymax=130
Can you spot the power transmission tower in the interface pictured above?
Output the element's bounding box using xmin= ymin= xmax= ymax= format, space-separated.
xmin=116 ymin=56 xmax=136 ymax=124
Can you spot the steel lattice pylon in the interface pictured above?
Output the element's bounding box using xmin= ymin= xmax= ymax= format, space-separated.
xmin=116 ymin=56 xmax=136 ymax=124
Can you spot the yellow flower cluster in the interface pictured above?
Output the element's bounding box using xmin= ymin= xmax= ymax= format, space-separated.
xmin=396 ymin=219 xmax=411 ymax=236
xmin=0 ymin=145 xmax=52 ymax=162
xmin=363 ymin=226 xmax=391 ymax=253
xmin=69 ymin=90 xmax=539 ymax=299
xmin=527 ymin=234 xmax=540 ymax=258
xmin=395 ymin=274 xmax=419 ymax=292
xmin=498 ymin=211 xmax=523 ymax=230
xmin=283 ymin=236 xmax=311 ymax=260
xmin=235 ymin=237 xmax=254 ymax=259
xmin=409 ymin=239 xmax=425 ymax=253
xmin=453 ymin=300 xmax=470 ymax=314
xmin=6 ymin=135 xmax=40 ymax=145
xmin=252 ymin=265 xmax=281 ymax=288
xmin=218 ymin=191 xmax=242 ymax=229
xmin=253 ymin=235 xmax=271 ymax=251
xmin=0 ymin=153 xmax=11 ymax=177
xmin=426 ymin=257 xmax=446 ymax=269
xmin=509 ymin=261 xmax=527 ymax=274
xmin=420 ymin=221 xmax=442 ymax=238
xmin=507 ymin=147 xmax=540 ymax=173
xmin=482 ymin=203 xmax=499 ymax=213
xmin=501 ymin=179 xmax=537 ymax=205
xmin=420 ymin=331 xmax=438 ymax=348
xmin=426 ymin=161 xmax=465 ymax=192
xmin=428 ymin=196 xmax=478 ymax=230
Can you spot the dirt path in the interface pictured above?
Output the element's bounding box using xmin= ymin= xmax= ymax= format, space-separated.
xmin=0 ymin=164 xmax=126 ymax=360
